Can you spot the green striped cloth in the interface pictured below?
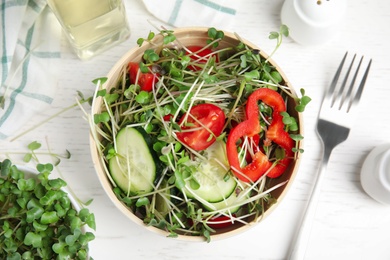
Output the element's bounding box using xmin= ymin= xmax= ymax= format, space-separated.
xmin=142 ymin=0 xmax=237 ymax=30
xmin=0 ymin=0 xmax=61 ymax=140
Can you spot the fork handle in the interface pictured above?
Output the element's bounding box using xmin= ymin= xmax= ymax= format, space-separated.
xmin=287 ymin=148 xmax=331 ymax=260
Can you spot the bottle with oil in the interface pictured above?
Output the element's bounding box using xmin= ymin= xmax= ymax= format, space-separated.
xmin=47 ymin=0 xmax=130 ymax=60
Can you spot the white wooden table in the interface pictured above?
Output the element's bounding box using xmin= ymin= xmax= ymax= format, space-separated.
xmin=1 ymin=1 xmax=390 ymax=259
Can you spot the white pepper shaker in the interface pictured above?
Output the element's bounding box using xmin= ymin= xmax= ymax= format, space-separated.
xmin=281 ymin=0 xmax=347 ymax=46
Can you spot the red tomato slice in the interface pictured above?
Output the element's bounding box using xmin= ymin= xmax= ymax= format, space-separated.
xmin=176 ymin=103 xmax=225 ymax=151
xmin=163 ymin=114 xmax=173 ymax=121
xmin=186 ymin=46 xmax=219 ymax=71
xmin=128 ymin=62 xmax=157 ymax=92
xmin=207 ymin=215 xmax=235 ymax=229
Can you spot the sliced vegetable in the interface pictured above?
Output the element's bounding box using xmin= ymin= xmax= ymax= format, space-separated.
xmin=183 ymin=141 xmax=236 ymax=203
xmin=206 ymin=215 xmax=235 ymax=229
xmin=204 ymin=188 xmax=248 ymax=213
xmin=128 ymin=62 xmax=158 ymax=92
xmin=176 ymin=103 xmax=225 ymax=151
xmin=109 ymin=126 xmax=161 ymax=195
xmin=155 ymin=179 xmax=171 ymax=217
xmin=227 ymin=88 xmax=294 ymax=182
xmin=186 ymin=46 xmax=219 ymax=70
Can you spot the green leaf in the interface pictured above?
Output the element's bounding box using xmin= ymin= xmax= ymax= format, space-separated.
xmin=136 ymin=197 xmax=150 ymax=207
xmin=65 ymin=228 xmax=81 ymax=246
xmin=147 ymin=31 xmax=155 ymax=41
xmin=295 ymin=88 xmax=311 ymax=112
xmin=24 ymin=232 xmax=42 ymax=248
xmin=93 ymin=111 xmax=110 ymax=124
xmin=301 ymin=95 xmax=312 ymax=105
xmin=163 ymin=34 xmax=176 ymax=45
xmin=86 ymin=213 xmax=96 ymax=230
xmin=26 ymin=206 xmax=44 ymax=223
xmin=0 ymin=159 xmax=12 ymax=176
xmin=96 ymin=89 xmax=106 ymax=97
xmin=180 ymin=55 xmax=191 ymax=67
xmin=240 ymin=55 xmax=247 ymax=68
xmin=177 ymin=156 xmax=189 ymax=165
xmin=269 ymin=31 xmax=279 ymax=40
xmin=292 ymin=147 xmax=305 ymax=153
xmin=16 ymin=197 xmax=28 ymax=209
xmin=36 ymin=163 xmax=53 ymax=174
xmin=207 ymin=27 xmax=217 ymax=38
xmin=139 ymin=62 xmax=149 ymax=73
xmin=33 ymin=221 xmax=48 ymax=232
xmin=275 ymin=147 xmax=286 ymax=160
xmin=92 ymin=77 xmax=107 ymax=85
xmin=135 ymin=91 xmax=151 ymax=104
xmin=244 ymin=70 xmax=260 ymax=81
xmin=280 ymin=24 xmax=289 ymax=37
xmin=290 ymin=134 xmax=304 ymax=141
xmin=174 ymin=170 xmax=185 ymax=190
xmin=143 ymin=49 xmax=159 ymax=63
xmin=52 ymin=242 xmax=66 ymax=254
xmin=4 ymin=228 xmax=13 ymax=238
xmin=203 ymin=228 xmax=211 ymax=243
xmin=17 ymin=179 xmax=27 ymax=191
xmin=40 ymin=211 xmax=59 ymax=224
xmin=40 ymin=190 xmax=63 ymax=205
xmin=137 ymin=37 xmax=145 ymax=46
xmin=270 ymin=71 xmax=282 ymax=83
xmin=105 ymin=93 xmax=119 ymax=105
xmin=23 ymin=153 xmax=33 ymax=163
xmin=70 ymin=216 xmax=82 ymax=231
xmin=27 ymin=141 xmax=41 ymax=151
xmin=48 ymin=178 xmax=67 ymax=189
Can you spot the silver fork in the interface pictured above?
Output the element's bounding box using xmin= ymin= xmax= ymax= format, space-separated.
xmin=287 ymin=52 xmax=372 ymax=260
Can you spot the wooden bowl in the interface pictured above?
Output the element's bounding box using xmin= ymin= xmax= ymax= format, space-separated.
xmin=89 ymin=27 xmax=303 ymax=241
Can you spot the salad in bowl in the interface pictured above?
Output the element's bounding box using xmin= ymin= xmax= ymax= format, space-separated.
xmin=89 ymin=27 xmax=308 ymax=241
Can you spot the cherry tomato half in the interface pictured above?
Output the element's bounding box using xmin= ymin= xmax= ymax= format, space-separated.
xmin=186 ymin=46 xmax=219 ymax=71
xmin=128 ymin=62 xmax=157 ymax=92
xmin=176 ymin=103 xmax=225 ymax=151
xmin=207 ymin=215 xmax=235 ymax=229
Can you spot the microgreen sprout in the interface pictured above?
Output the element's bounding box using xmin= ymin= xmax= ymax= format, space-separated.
xmin=9 ymin=90 xmax=93 ymax=142
xmin=295 ymin=88 xmax=312 ymax=112
xmin=207 ymin=27 xmax=225 ymax=48
xmin=0 ymin=158 xmax=96 ymax=259
xmin=267 ymin=24 xmax=289 ymax=62
xmin=88 ymin=26 xmax=308 ymax=241
xmin=137 ymin=31 xmax=155 ymax=46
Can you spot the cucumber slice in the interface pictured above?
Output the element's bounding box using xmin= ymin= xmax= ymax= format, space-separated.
xmin=204 ymin=188 xmax=248 ymax=213
xmin=155 ymin=179 xmax=171 ymax=217
xmin=109 ymin=126 xmax=160 ymax=195
xmin=183 ymin=141 xmax=237 ymax=203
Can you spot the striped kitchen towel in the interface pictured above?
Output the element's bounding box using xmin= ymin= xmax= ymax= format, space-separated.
xmin=142 ymin=0 xmax=238 ymax=31
xmin=0 ymin=0 xmax=61 ymax=140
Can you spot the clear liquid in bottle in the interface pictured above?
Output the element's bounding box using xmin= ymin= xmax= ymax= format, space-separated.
xmin=47 ymin=0 xmax=130 ymax=60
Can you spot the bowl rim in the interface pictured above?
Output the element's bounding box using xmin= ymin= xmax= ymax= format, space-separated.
xmin=89 ymin=26 xmax=304 ymax=242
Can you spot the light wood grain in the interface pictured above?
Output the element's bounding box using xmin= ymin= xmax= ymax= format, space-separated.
xmin=1 ymin=0 xmax=390 ymax=259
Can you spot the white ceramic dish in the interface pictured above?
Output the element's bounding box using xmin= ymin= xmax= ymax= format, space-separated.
xmin=361 ymin=144 xmax=390 ymax=205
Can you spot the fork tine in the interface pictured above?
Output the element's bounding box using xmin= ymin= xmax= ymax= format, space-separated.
xmin=328 ymin=52 xmax=348 ymax=104
xmin=338 ymin=54 xmax=357 ymax=109
xmin=347 ymin=57 xmax=372 ymax=112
